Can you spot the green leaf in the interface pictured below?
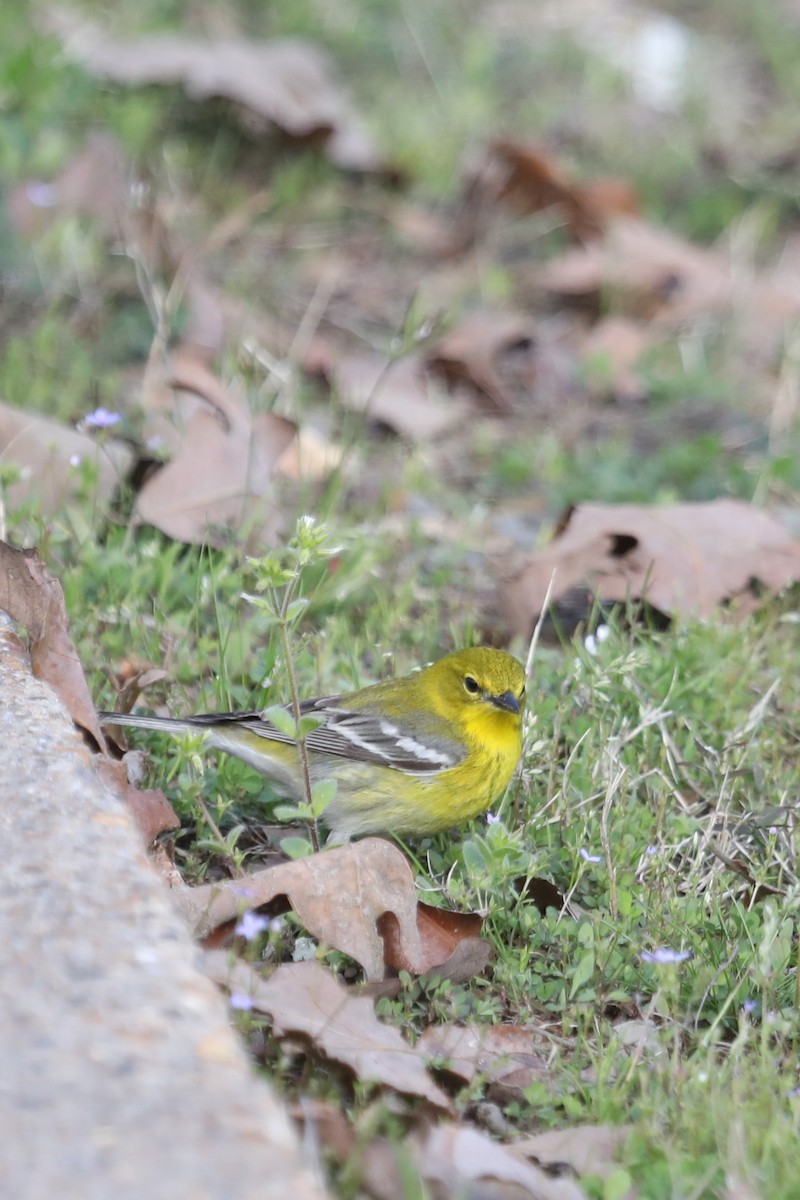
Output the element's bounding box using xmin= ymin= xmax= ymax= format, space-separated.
xmin=297 ymin=713 xmax=325 ymax=737
xmin=261 ymin=704 xmax=297 ymax=738
xmin=285 ymin=596 xmax=310 ymax=621
xmin=461 ymin=839 xmax=487 ymax=873
xmin=310 ymin=778 xmax=337 ymax=816
xmin=273 ymin=802 xmax=312 ymax=822
xmin=604 ymin=1168 xmax=634 ymax=1200
xmin=569 ymin=949 xmax=595 ymax=998
xmin=280 ymin=836 xmax=314 ymax=859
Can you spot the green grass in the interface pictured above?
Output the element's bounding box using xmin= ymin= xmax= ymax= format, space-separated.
xmin=4 ymin=0 xmax=800 ymax=1195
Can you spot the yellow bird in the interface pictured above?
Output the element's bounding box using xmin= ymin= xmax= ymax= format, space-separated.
xmin=99 ymin=647 xmax=525 ymax=841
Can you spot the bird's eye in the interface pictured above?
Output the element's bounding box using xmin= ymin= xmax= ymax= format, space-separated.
xmin=464 ymin=676 xmax=480 ymax=694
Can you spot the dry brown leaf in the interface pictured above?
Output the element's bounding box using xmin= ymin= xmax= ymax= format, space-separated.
xmin=383 ymin=901 xmax=486 ymax=976
xmin=110 ymin=663 xmax=168 ymax=715
xmin=538 ymin=216 xmax=730 ymax=317
xmin=419 ymin=1023 xmax=551 ymax=1099
xmin=0 ymin=541 xmax=107 ymax=750
xmin=311 ymin=347 xmax=467 ymax=441
xmin=95 ymin=757 xmax=179 ymax=845
xmin=176 ymin=838 xmax=424 ymax=981
xmin=579 ymin=178 xmax=641 ymax=225
xmin=538 ymin=215 xmax=800 ymax=361
xmin=513 ymin=1125 xmax=634 ymax=1192
xmin=176 ymin=840 xmax=486 ymax=982
xmin=420 ymin=936 xmax=493 ymax=984
xmin=0 ymin=544 xmax=178 ymax=842
xmin=0 ymin=400 xmax=133 ymax=516
xmin=295 ymin=1106 xmax=595 ymax=1200
xmin=135 ymin=355 xmax=296 ymax=547
xmin=55 ymin=17 xmax=383 ymax=172
xmin=474 ymin=140 xmax=638 ymax=242
xmin=418 ymin=1123 xmax=591 ymax=1200
xmin=428 ymin=312 xmax=539 ymax=414
xmin=204 ymin=954 xmax=451 ymax=1111
xmin=504 ymin=499 xmax=800 ymax=636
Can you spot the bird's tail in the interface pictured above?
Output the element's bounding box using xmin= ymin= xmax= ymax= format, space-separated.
xmin=97 ymin=711 xmax=200 ymax=736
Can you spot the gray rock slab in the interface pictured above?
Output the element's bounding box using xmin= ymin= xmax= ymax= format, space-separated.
xmin=0 ymin=620 xmax=328 ymax=1200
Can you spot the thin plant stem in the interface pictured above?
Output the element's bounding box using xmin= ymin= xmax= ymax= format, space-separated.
xmin=278 ymin=580 xmax=320 ymax=852
xmin=194 ymin=792 xmax=243 ymax=878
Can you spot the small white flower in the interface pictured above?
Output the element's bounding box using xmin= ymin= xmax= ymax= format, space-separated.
xmin=641 ymin=947 xmax=692 ymax=965
xmin=580 ymin=848 xmax=603 ymax=863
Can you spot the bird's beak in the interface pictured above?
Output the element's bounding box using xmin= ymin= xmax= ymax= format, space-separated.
xmin=489 ymin=690 xmax=520 ymax=714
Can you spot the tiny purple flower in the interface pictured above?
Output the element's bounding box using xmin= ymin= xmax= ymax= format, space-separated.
xmin=229 ymin=991 xmax=253 ymax=1011
xmin=69 ymin=454 xmax=82 ymax=468
xmin=486 ymin=812 xmax=500 ymax=826
xmin=235 ymin=911 xmax=270 ymax=941
xmin=85 ymin=406 xmax=122 ymax=429
xmin=742 ymin=998 xmax=757 ymax=1014
xmin=641 ymin=947 xmax=693 ymax=965
xmin=27 ymin=182 xmax=59 ymax=208
xmin=580 ymin=848 xmax=603 ymax=863
xmin=645 ymin=845 xmax=659 ymax=857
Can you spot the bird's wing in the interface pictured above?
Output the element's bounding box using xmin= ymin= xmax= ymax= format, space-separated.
xmin=194 ymin=697 xmax=464 ymax=774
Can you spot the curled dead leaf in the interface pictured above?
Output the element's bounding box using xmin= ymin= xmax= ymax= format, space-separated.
xmin=469 ymin=139 xmax=638 ymax=243
xmin=504 ymin=499 xmax=800 ymax=637
xmin=204 ymin=953 xmax=452 ymax=1111
xmin=428 ymin=311 xmax=539 ymax=414
xmin=382 ymin=901 xmax=485 ymax=976
xmin=513 ymin=1124 xmax=634 ymax=1192
xmin=419 ymin=937 xmax=493 ymax=985
xmin=0 ymin=542 xmax=107 ymax=751
xmin=418 ymin=1123 xmax=590 ymax=1200
xmin=175 ymin=838 xmax=423 ymax=982
xmin=309 ymin=345 xmax=466 ymax=441
xmin=176 ymin=839 xmax=486 ymax=983
xmin=419 ymin=1023 xmax=552 ymax=1100
xmin=136 ymin=355 xmax=296 ymax=548
xmin=54 ymin=17 xmax=385 ymax=173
